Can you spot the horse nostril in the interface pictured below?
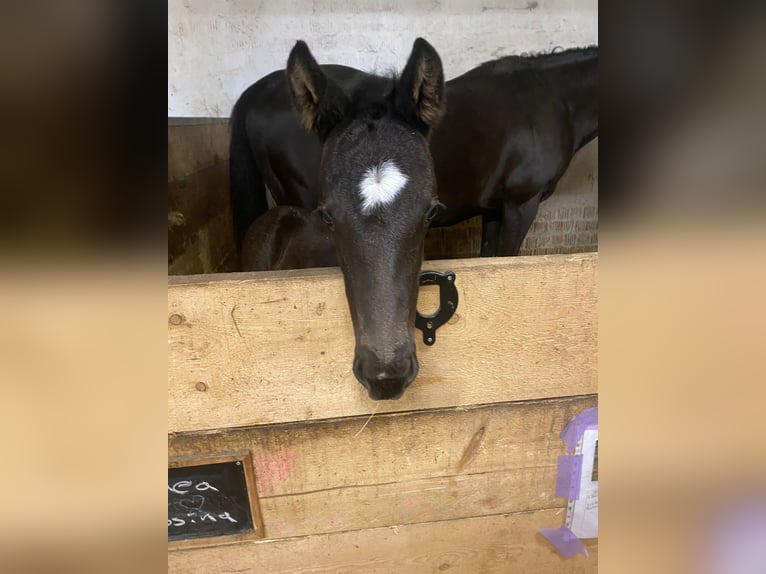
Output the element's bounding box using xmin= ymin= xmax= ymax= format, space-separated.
xmin=353 ymin=345 xmax=419 ymax=399
xmin=353 ymin=357 xmax=371 ymax=390
xmin=368 ymin=383 xmax=405 ymax=401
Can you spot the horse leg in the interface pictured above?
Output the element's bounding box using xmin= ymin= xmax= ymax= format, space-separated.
xmin=261 ymin=159 xmax=287 ymax=208
xmin=480 ymin=216 xmax=500 ymax=257
xmin=496 ymin=192 xmax=542 ymax=256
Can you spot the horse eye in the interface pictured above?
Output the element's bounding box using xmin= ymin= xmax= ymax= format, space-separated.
xmin=425 ymin=204 xmax=440 ymax=221
xmin=318 ymin=209 xmax=333 ymax=227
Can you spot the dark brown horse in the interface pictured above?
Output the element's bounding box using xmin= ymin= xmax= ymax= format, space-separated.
xmin=229 ymin=46 xmax=597 ymax=258
xmin=275 ymin=38 xmax=445 ymax=401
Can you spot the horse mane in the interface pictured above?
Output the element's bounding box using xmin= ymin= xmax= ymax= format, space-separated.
xmin=345 ymin=72 xmax=398 ymax=113
xmin=476 ymin=45 xmax=598 ymax=74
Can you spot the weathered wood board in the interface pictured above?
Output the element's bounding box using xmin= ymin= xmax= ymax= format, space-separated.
xmin=168 ymin=119 xmax=237 ymax=275
xmin=168 ymin=508 xmax=598 ymax=573
xmin=168 ymin=119 xmax=229 ymax=183
xmin=170 ymin=395 xmax=596 ymax=539
xmin=168 ymin=252 xmax=598 ymax=571
xmin=168 ymin=253 xmax=597 ymax=432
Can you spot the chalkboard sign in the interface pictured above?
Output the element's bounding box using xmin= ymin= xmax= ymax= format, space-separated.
xmin=168 ymin=452 xmax=262 ymax=543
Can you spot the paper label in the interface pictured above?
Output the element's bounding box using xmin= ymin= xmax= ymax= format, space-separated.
xmin=566 ymin=428 xmax=598 ymax=538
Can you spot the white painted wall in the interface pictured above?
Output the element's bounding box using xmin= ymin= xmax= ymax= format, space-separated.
xmin=168 ymin=0 xmax=598 ymax=117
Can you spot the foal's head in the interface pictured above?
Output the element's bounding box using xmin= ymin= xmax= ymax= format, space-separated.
xmin=286 ymin=38 xmax=445 ymax=400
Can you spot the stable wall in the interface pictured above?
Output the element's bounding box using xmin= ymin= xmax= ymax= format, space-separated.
xmin=168 ymin=0 xmax=599 ymax=117
xmin=168 ymin=118 xmax=236 ymax=275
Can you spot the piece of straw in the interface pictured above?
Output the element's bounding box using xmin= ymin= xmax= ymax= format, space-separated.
xmin=354 ymin=404 xmax=379 ymax=437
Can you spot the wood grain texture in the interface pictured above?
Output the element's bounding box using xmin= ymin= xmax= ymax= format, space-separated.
xmin=168 ymin=253 xmax=597 ymax=432
xmin=168 ymin=127 xmax=235 ymax=275
xmin=424 ymin=217 xmax=482 ymax=260
xmin=168 ymin=162 xmax=230 ymax=232
xmin=170 ymin=395 xmax=597 ymax=539
xmin=168 ymin=196 xmax=236 ymax=275
xmin=168 ymin=121 xmax=230 ymax=183
xmin=168 ymin=509 xmax=598 ymax=573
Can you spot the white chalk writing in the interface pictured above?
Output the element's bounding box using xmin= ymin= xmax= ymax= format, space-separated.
xmin=167 ymin=512 xmax=238 ymax=527
xmin=168 ymin=480 xmax=220 ymax=495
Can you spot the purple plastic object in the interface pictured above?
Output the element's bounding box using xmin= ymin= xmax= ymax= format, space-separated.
xmin=538 ymin=407 xmax=599 ymax=558
xmin=540 ymin=525 xmax=589 ymax=558
xmin=561 ymin=407 xmax=598 ymax=453
xmin=701 ymin=494 xmax=766 ymax=574
xmin=556 ymin=455 xmax=583 ymax=500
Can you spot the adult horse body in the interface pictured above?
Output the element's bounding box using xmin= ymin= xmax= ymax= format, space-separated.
xmin=272 ymin=38 xmax=445 ymax=401
xmin=230 ymin=47 xmax=598 ymax=257
xmin=430 ymin=47 xmax=598 ymax=255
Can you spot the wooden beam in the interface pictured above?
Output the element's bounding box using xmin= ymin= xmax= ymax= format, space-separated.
xmin=170 ymin=395 xmax=596 ymax=539
xmin=168 ymin=253 xmax=597 ymax=432
xmin=168 ymin=508 xmax=598 ymax=573
xmin=168 ymin=122 xmax=230 ymax=183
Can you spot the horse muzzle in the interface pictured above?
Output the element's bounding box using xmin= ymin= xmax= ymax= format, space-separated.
xmin=353 ymin=345 xmax=419 ymax=400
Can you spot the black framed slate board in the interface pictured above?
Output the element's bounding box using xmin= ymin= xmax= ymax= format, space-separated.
xmin=168 ymin=452 xmax=263 ymax=545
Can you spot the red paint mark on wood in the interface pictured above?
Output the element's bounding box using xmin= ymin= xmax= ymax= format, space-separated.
xmin=404 ymin=498 xmax=417 ymax=508
xmin=253 ymin=448 xmax=295 ymax=496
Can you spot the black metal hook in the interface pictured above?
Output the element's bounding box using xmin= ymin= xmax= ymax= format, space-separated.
xmin=415 ymin=270 xmax=459 ymax=345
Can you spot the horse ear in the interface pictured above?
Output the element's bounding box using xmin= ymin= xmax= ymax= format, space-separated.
xmin=286 ymin=41 xmax=348 ymax=140
xmin=395 ymin=38 xmax=445 ymax=134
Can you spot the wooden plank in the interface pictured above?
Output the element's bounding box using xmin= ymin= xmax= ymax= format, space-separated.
xmin=168 ymin=117 xmax=229 ymax=126
xmin=168 ymin=160 xmax=235 ymax=274
xmin=169 ymin=198 xmax=237 ymax=275
xmin=168 ymin=509 xmax=598 ymax=573
xmin=258 ymin=468 xmax=557 ymax=540
xmin=170 ymin=395 xmax=593 ymax=498
xmin=168 ymin=122 xmax=230 ymax=182
xmin=170 ymin=395 xmax=596 ymax=538
xmin=168 ymin=161 xmax=231 ymax=238
xmin=168 ymin=253 xmax=597 ymax=431
xmin=424 ymin=217 xmax=482 ymax=260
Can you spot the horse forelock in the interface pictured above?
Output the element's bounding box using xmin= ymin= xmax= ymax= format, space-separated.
xmin=346 ymin=74 xmax=397 ymax=112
